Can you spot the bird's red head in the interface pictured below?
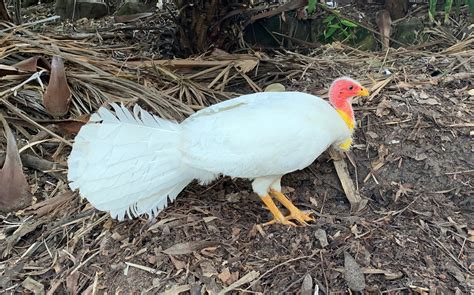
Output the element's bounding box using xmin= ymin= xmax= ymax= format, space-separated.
xmin=328 ymin=77 xmax=369 ymax=129
xmin=329 ymin=77 xmax=369 ymax=107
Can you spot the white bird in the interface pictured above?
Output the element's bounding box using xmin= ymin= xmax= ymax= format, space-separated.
xmin=67 ymin=77 xmax=369 ymax=226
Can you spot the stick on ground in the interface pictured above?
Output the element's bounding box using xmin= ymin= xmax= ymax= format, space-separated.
xmin=329 ymin=148 xmax=367 ymax=212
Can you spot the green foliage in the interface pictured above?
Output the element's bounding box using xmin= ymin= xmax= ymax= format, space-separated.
xmin=322 ymin=15 xmax=358 ymax=42
xmin=444 ymin=0 xmax=453 ymax=22
xmin=468 ymin=0 xmax=474 ymax=14
xmin=429 ymin=0 xmax=438 ymax=22
xmin=429 ymin=0 xmax=473 ymax=23
xmin=305 ymin=0 xmax=317 ymax=14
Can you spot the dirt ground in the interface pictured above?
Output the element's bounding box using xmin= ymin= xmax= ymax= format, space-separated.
xmin=1 ymin=4 xmax=473 ymax=295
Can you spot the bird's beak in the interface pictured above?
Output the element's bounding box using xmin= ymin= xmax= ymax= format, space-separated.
xmin=357 ymin=87 xmax=370 ymax=97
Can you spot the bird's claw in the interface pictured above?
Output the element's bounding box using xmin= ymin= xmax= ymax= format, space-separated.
xmin=263 ymin=210 xmax=315 ymax=227
xmin=260 ymin=192 xmax=315 ymax=227
xmin=263 ymin=218 xmax=297 ymax=227
xmin=287 ymin=210 xmax=315 ymax=225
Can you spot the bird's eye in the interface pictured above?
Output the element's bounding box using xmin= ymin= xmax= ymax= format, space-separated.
xmin=348 ymin=85 xmax=354 ymax=90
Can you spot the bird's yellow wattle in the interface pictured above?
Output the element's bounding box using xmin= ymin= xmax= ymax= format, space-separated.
xmin=339 ymin=137 xmax=353 ymax=151
xmin=336 ymin=109 xmax=355 ymax=130
xmin=335 ymin=109 xmax=355 ymax=151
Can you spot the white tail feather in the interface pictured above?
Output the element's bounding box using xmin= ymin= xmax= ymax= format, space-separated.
xmin=68 ymin=104 xmax=194 ymax=220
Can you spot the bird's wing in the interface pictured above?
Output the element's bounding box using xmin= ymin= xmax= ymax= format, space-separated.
xmin=182 ymin=92 xmax=349 ymax=179
xmin=185 ymin=92 xmax=271 ymax=121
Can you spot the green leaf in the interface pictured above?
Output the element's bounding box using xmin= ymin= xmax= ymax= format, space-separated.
xmin=305 ymin=0 xmax=317 ymax=14
xmin=429 ymin=0 xmax=438 ymax=22
xmin=340 ymin=19 xmax=357 ymax=27
xmin=444 ymin=0 xmax=453 ymax=22
xmin=324 ymin=15 xmax=335 ymax=23
xmin=468 ymin=0 xmax=474 ymax=15
xmin=325 ymin=26 xmax=338 ymax=38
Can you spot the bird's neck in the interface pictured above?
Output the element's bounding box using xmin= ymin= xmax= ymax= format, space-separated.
xmin=331 ymin=100 xmax=355 ymax=130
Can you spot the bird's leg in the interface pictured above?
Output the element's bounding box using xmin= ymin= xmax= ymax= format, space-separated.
xmin=260 ymin=195 xmax=296 ymax=226
xmin=270 ymin=189 xmax=315 ymax=225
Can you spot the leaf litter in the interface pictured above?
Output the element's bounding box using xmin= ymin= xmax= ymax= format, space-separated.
xmin=0 ymin=115 xmax=32 ymax=213
xmin=0 ymin=6 xmax=473 ymax=294
xmin=42 ymin=56 xmax=71 ymax=117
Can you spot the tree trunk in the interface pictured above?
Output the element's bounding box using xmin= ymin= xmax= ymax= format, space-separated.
xmin=0 ymin=0 xmax=12 ymax=22
xmin=172 ymin=0 xmax=251 ymax=55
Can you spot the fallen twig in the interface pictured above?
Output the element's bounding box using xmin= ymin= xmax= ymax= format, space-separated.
xmin=329 ymin=148 xmax=366 ymax=212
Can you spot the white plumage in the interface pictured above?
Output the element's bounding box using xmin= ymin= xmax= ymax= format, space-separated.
xmin=68 ymin=90 xmax=356 ymax=221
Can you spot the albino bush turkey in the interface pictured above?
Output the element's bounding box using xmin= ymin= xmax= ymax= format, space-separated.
xmin=67 ymin=77 xmax=369 ymax=226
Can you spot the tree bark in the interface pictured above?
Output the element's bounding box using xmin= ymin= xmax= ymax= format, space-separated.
xmin=0 ymin=0 xmax=12 ymax=22
xmin=172 ymin=0 xmax=251 ymax=55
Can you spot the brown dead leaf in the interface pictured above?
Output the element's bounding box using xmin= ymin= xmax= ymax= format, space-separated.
xmin=418 ymin=98 xmax=440 ymax=105
xmin=282 ymin=186 xmax=295 ymax=193
xmin=0 ymin=64 xmax=22 ymax=77
xmin=54 ymin=114 xmax=91 ymax=136
xmin=0 ymin=116 xmax=32 ymax=213
xmin=376 ymin=98 xmax=391 ymax=117
xmin=218 ymin=267 xmax=231 ymax=284
xmin=13 ymin=56 xmax=51 ymax=72
xmin=0 ymin=56 xmax=50 ymax=78
xmin=336 ymin=267 xmax=403 ymax=280
xmin=66 ymin=272 xmax=80 ymax=294
xmin=468 ymin=229 xmax=474 ymax=243
xmin=383 ymin=270 xmax=404 ymax=280
xmin=168 ymin=255 xmax=186 ymax=270
xmin=409 ymin=285 xmax=430 ymax=294
xmin=264 ymin=83 xmax=286 ymax=92
xmin=200 ymin=246 xmax=219 ymax=257
xmin=21 ymin=277 xmax=45 ymax=295
xmin=396 ymin=81 xmax=413 ymax=90
xmin=43 ymin=56 xmax=71 ymax=117
xmin=2 ymin=219 xmax=43 ymax=257
xmin=344 ymin=252 xmax=366 ymax=292
xmin=366 ymin=131 xmax=378 ymax=139
xmin=314 ymin=229 xmax=329 ymax=248
xmin=200 ymin=261 xmax=218 ymax=278
xmin=350 ymin=224 xmax=361 ymax=236
xmin=209 ymin=48 xmax=231 ymax=57
xmin=235 ymin=59 xmax=258 ymax=73
xmin=163 ymin=240 xmax=218 ymax=255
xmin=218 ymin=270 xmax=259 ymax=295
xmin=231 ymin=227 xmax=241 ymax=237
xmin=111 ymin=232 xmax=124 ymax=241
xmin=301 ymin=273 xmax=313 ymax=295
xmin=25 ymin=191 xmax=75 ymax=217
xmin=228 ymin=271 xmax=239 ymax=285
xmin=114 ymin=12 xmax=153 ymax=23
xmin=157 ymin=285 xmax=191 ymax=295
xmin=202 ymin=216 xmax=217 ymax=223
xmin=413 ymin=153 xmax=428 ymax=161
xmin=394 ymin=182 xmax=413 ymax=202
xmin=309 ymin=196 xmax=318 ymax=207
xmin=371 ymin=145 xmax=389 ymax=171
xmin=419 ymin=90 xmax=429 ymax=99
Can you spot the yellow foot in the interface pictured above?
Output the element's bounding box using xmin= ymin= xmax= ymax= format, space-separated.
xmin=263 ymin=217 xmax=297 ymax=226
xmin=285 ymin=210 xmax=314 ymax=225
xmin=260 ymin=195 xmax=297 ymax=226
xmin=262 ymin=210 xmax=314 ymax=226
xmin=270 ymin=189 xmax=315 ymax=225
